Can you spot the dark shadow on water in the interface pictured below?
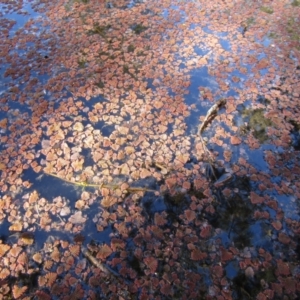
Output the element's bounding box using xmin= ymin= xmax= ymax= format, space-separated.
xmin=22 ymin=167 xmax=79 ymax=200
xmin=19 ymin=166 xmax=113 ymax=248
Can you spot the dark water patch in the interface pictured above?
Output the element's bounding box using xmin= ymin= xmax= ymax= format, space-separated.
xmin=131 ymin=23 xmax=148 ymax=35
xmin=215 ymin=231 xmax=231 ymax=248
xmin=126 ymin=251 xmax=144 ymax=276
xmin=85 ymin=220 xmax=113 ymax=245
xmin=264 ymin=206 xmax=276 ymax=219
xmin=81 ymin=148 xmax=94 ymax=167
xmin=22 ymin=167 xmax=80 ymax=201
xmin=93 ymin=121 xmax=115 ymax=137
xmin=193 ymin=46 xmax=210 ymax=56
xmin=207 ymin=176 xmax=255 ymax=249
xmin=291 ymin=131 xmax=300 ymax=150
xmin=219 ymin=38 xmax=231 ymax=51
xmin=226 ymin=88 xmax=239 ymax=98
xmin=141 ymin=195 xmax=167 ymax=221
xmin=126 ymin=0 xmax=145 ymax=9
xmin=184 ymin=66 xmax=219 ymax=134
xmin=225 ymin=260 xmax=239 ymax=279
xmin=81 ymin=94 xmax=107 ymax=108
xmin=262 ymin=36 xmax=272 ymax=47
xmin=276 ymin=194 xmax=299 ymax=221
xmin=0 ymin=219 xmax=10 ymax=242
xmin=231 ymin=267 xmax=276 ymax=300
xmin=259 ymin=68 xmax=269 ymax=76
xmin=197 ymin=266 xmax=212 ymax=286
xmin=289 ymin=119 xmax=300 ymax=150
xmin=202 ymin=26 xmax=214 ymax=34
xmin=249 ymin=221 xmax=273 ymax=250
xmin=246 ymin=148 xmax=269 ymax=171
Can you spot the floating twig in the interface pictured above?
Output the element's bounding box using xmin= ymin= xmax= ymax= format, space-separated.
xmin=197 ymin=99 xmax=226 ymax=179
xmin=197 ymin=98 xmax=226 ymax=135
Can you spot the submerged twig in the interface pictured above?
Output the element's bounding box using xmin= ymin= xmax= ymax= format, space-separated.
xmin=153 ymin=161 xmax=169 ymax=174
xmin=44 ymin=171 xmax=157 ymax=193
xmin=82 ymin=246 xmax=129 ymax=281
xmin=81 ymin=246 xmax=112 ymax=275
xmin=35 ymin=203 xmax=40 ymax=217
xmin=44 ymin=171 xmax=102 ymax=187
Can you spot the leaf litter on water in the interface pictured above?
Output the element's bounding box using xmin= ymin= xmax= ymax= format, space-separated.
xmin=0 ymin=0 xmax=299 ymax=298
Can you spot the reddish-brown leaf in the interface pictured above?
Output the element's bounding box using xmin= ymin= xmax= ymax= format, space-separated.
xmin=32 ymin=252 xmax=43 ymax=264
xmin=10 ymin=246 xmax=23 ymax=258
xmin=160 ymin=281 xmax=172 ymax=295
xmin=220 ymin=247 xmax=233 ymax=262
xmin=191 ymin=249 xmax=207 ymax=261
xmin=111 ymin=238 xmax=125 ymax=251
xmin=45 ymin=272 xmax=57 ymax=287
xmin=0 ymin=244 xmax=10 ymax=257
xmin=230 ymin=136 xmax=242 ymax=145
xmin=200 ymin=225 xmax=212 ymax=238
xmin=44 ymin=260 xmax=53 ymax=270
xmin=276 ymin=260 xmax=290 ymax=276
xmin=144 ymin=256 xmax=158 ymax=273
xmin=9 ymin=222 xmax=23 ymax=232
xmin=211 ymin=265 xmax=223 ymax=278
xmin=0 ymin=268 xmax=10 ymax=280
xmin=69 ymin=244 xmax=80 ymax=257
xmin=12 ymin=285 xmax=27 ymax=299
xmin=184 ymin=209 xmax=196 ymax=222
xmin=154 ymin=212 xmax=167 ymax=226
xmin=278 ymin=232 xmax=290 ymax=244
xmin=271 ymin=220 xmax=282 ymax=231
xmin=250 ymin=191 xmax=264 ymax=204
xmin=96 ymin=244 xmax=112 ymax=260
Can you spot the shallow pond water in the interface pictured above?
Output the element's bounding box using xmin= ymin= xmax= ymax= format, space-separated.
xmin=0 ymin=0 xmax=300 ymax=299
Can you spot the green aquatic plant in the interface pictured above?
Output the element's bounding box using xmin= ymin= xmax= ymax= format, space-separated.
xmin=137 ymin=50 xmax=146 ymax=56
xmin=77 ymin=58 xmax=86 ymax=68
xmin=241 ymin=108 xmax=273 ymax=143
xmin=95 ymin=80 xmax=104 ymax=88
xmin=123 ymin=64 xmax=129 ymax=74
xmin=291 ymin=0 xmax=300 ymax=7
xmin=268 ymin=32 xmax=277 ymax=39
xmin=132 ymin=24 xmax=148 ymax=34
xmin=286 ymin=17 xmax=300 ymax=47
xmin=127 ymin=44 xmax=135 ymax=53
xmin=246 ymin=17 xmax=255 ymax=26
xmin=88 ymin=24 xmax=111 ymax=38
xmin=260 ymin=6 xmax=274 ymax=14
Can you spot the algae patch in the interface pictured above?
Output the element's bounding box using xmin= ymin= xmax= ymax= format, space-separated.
xmin=240 ymin=108 xmax=273 ymax=143
xmin=77 ymin=58 xmax=86 ymax=68
xmin=291 ymin=0 xmax=300 ymax=7
xmin=127 ymin=44 xmax=135 ymax=53
xmin=286 ymin=17 xmax=300 ymax=48
xmin=260 ymin=6 xmax=274 ymax=14
xmin=88 ymin=24 xmax=111 ymax=38
xmin=132 ymin=24 xmax=148 ymax=34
